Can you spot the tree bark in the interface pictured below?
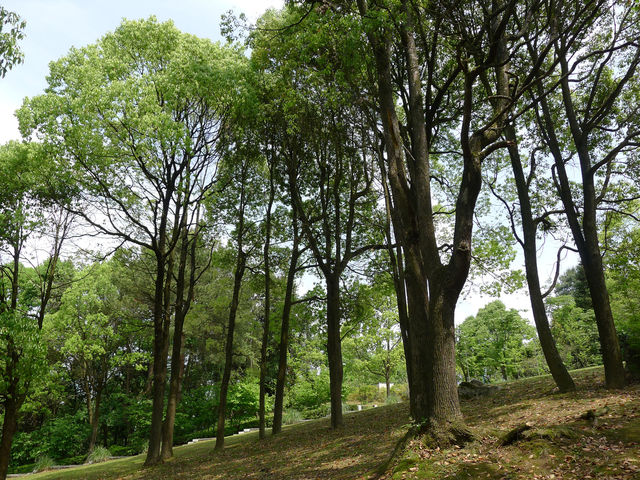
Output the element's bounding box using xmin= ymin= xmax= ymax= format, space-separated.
xmin=259 ymin=166 xmax=275 ymax=439
xmin=144 ymin=252 xmax=171 ymax=466
xmin=88 ymin=389 xmax=103 ymax=453
xmin=272 ymin=214 xmax=301 ymax=435
xmin=326 ymin=275 xmax=344 ymax=429
xmin=215 ymin=250 xmax=246 ymax=450
xmin=505 ymin=124 xmax=576 ymax=392
xmin=0 ymin=394 xmax=20 ymax=480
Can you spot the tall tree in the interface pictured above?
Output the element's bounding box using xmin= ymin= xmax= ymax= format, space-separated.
xmin=531 ymin=1 xmax=640 ymax=388
xmin=252 ymin=8 xmax=384 ymax=429
xmin=354 ymin=0 xmax=519 ymax=439
xmin=18 ymin=18 xmax=248 ymax=464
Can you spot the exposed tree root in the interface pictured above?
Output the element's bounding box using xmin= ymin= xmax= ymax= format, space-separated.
xmin=374 ymin=420 xmax=476 ymax=478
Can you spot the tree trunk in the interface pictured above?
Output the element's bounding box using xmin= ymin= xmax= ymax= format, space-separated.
xmin=215 ymin=251 xmax=246 ymax=450
xmin=506 ymin=125 xmax=575 ymax=392
xmin=272 ymin=217 xmax=301 ymax=435
xmin=88 ymin=390 xmax=103 ymax=453
xmin=425 ymin=294 xmax=463 ymax=426
xmin=162 ymin=216 xmax=196 ymax=459
xmin=326 ymin=275 xmax=343 ymax=429
xmin=0 ymin=374 xmax=24 ymax=480
xmin=144 ymin=254 xmax=170 ymax=466
xmin=536 ymin=67 xmax=626 ymax=389
xmin=161 ymin=332 xmax=185 ymax=459
xmin=259 ymin=170 xmax=275 ymax=439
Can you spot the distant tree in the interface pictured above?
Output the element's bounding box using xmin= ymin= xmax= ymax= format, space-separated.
xmin=0 ymin=142 xmax=71 ymax=480
xmin=45 ymin=260 xmax=144 ymax=453
xmin=456 ymin=301 xmax=538 ymax=382
xmin=547 ymin=297 xmax=600 ymax=370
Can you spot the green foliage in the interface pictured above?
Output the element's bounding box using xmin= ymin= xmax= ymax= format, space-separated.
xmin=456 ymin=301 xmax=540 ymax=382
xmin=33 ymin=455 xmax=55 ymax=473
xmin=281 ymin=409 xmax=303 ymax=425
xmin=0 ymin=6 xmax=26 ymax=78
xmin=11 ymin=411 xmax=90 ymax=466
xmin=86 ymin=446 xmax=111 ymax=464
xmin=288 ymin=369 xmax=331 ymax=411
xmin=547 ymin=295 xmax=601 ymax=370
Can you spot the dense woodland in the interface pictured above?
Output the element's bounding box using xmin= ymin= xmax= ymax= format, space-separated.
xmin=0 ymin=0 xmax=639 ymax=477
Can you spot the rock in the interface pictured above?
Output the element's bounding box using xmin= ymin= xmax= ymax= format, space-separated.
xmin=458 ymin=380 xmax=500 ymax=399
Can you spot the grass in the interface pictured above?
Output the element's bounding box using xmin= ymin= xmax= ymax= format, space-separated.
xmin=17 ymin=366 xmax=640 ymax=480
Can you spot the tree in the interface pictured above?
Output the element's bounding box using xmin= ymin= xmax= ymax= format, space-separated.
xmin=251 ymin=8 xmax=384 ymax=429
xmin=344 ymin=285 xmax=405 ymax=398
xmin=354 ymin=0 xmax=523 ymax=439
xmin=18 ymin=18 xmax=249 ymax=465
xmin=0 ymin=6 xmax=25 ymax=78
xmin=45 ymin=259 xmax=144 ymax=452
xmin=456 ymin=301 xmax=538 ymax=382
xmin=486 ymin=124 xmax=576 ymax=392
xmin=530 ymin=1 xmax=640 ymax=388
xmin=547 ymin=295 xmax=601 ymax=370
xmin=0 ymin=142 xmax=71 ymax=480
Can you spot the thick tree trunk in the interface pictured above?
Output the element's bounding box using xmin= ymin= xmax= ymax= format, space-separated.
xmin=0 ymin=371 xmax=24 ymax=480
xmin=326 ymin=275 xmax=343 ymax=429
xmin=272 ymin=220 xmax=301 ymax=435
xmin=506 ymin=125 xmax=576 ymax=392
xmin=426 ymin=295 xmax=463 ymax=426
xmin=0 ymin=395 xmax=19 ymax=480
xmin=88 ymin=390 xmax=103 ymax=453
xmin=215 ymin=251 xmax=246 ymax=450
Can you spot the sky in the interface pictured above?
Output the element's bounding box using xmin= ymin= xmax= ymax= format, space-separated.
xmin=0 ymin=0 xmax=577 ymax=323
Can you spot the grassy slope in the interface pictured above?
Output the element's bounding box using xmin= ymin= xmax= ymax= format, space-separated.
xmin=23 ymin=367 xmax=640 ymax=480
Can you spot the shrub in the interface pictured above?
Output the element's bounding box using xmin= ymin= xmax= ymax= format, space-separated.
xmin=385 ymin=394 xmax=401 ymax=405
xmin=302 ymin=403 xmax=331 ymax=419
xmin=86 ymin=446 xmax=111 ymax=464
xmin=33 ymin=455 xmax=55 ymax=473
xmin=282 ymin=409 xmax=303 ymax=425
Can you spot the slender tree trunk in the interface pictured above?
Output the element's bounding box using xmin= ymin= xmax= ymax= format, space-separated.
xmin=537 ymin=77 xmax=625 ymax=389
xmin=259 ymin=169 xmax=275 ymax=439
xmin=162 ymin=214 xmax=197 ymax=459
xmin=326 ymin=275 xmax=343 ymax=429
xmin=272 ymin=217 xmax=301 ymax=435
xmin=161 ymin=331 xmax=185 ymax=459
xmin=215 ymin=251 xmax=246 ymax=450
xmin=144 ymin=254 xmax=170 ymax=466
xmin=505 ymin=125 xmax=575 ymax=392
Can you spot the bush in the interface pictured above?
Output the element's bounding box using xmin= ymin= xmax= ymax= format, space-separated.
xmin=86 ymin=446 xmax=111 ymax=464
xmin=385 ymin=394 xmax=401 ymax=405
xmin=390 ymin=383 xmax=409 ymax=402
xmin=108 ymin=445 xmax=137 ymax=457
xmin=33 ymin=455 xmax=55 ymax=473
xmin=282 ymin=409 xmax=303 ymax=425
xmin=302 ymin=403 xmax=331 ymax=419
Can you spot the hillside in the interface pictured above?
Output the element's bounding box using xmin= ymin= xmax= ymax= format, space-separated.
xmin=18 ymin=367 xmax=640 ymax=480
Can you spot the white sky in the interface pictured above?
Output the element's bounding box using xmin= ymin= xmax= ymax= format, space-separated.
xmin=0 ymin=0 xmax=576 ymax=324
